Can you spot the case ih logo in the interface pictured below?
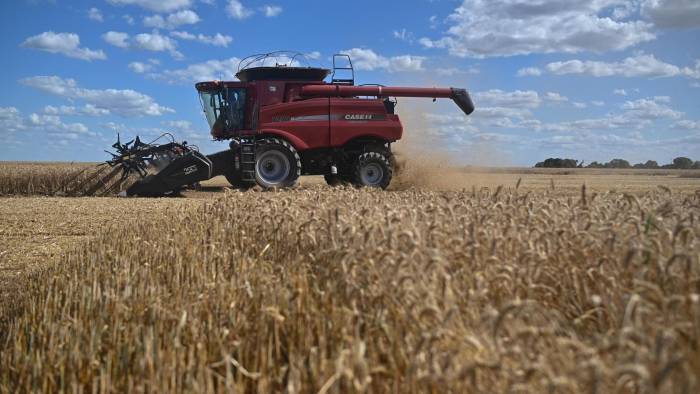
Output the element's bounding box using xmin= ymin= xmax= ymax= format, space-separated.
xmin=183 ymin=165 xmax=198 ymax=175
xmin=344 ymin=114 xmax=374 ymax=120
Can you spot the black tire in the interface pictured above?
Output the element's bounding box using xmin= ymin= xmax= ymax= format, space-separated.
xmin=324 ymin=173 xmax=353 ymax=187
xmin=255 ymin=138 xmax=301 ymax=188
xmin=224 ymin=171 xmax=253 ymax=190
xmin=353 ymin=150 xmax=393 ymax=189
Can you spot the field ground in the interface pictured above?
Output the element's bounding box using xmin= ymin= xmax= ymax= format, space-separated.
xmin=1 ymin=163 xmax=699 ymax=392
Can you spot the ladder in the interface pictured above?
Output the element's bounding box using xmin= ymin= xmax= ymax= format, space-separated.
xmin=240 ymin=139 xmax=256 ymax=182
xmin=238 ymin=100 xmax=260 ymax=183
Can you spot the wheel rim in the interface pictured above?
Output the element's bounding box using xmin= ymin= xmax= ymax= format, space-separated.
xmin=360 ymin=162 xmax=383 ymax=185
xmin=256 ymin=150 xmax=290 ymax=185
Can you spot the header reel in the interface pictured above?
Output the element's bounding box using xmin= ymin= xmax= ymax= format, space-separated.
xmin=75 ymin=133 xmax=213 ymax=197
xmin=106 ymin=133 xmax=186 ymax=181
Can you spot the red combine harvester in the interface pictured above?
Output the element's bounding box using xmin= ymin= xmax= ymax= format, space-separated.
xmin=99 ymin=52 xmax=474 ymax=196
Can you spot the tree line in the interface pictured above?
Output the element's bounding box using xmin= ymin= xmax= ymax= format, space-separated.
xmin=534 ymin=157 xmax=700 ymax=169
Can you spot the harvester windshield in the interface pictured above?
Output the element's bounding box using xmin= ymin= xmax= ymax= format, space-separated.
xmin=199 ymin=88 xmax=246 ymax=136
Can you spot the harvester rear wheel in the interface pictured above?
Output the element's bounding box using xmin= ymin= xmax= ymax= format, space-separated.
xmin=255 ymin=138 xmax=301 ymax=188
xmin=353 ymin=150 xmax=393 ymax=189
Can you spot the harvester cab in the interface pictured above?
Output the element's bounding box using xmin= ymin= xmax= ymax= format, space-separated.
xmin=92 ymin=51 xmax=474 ymax=196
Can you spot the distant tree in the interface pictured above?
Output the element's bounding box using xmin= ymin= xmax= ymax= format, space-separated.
xmin=534 ymin=158 xmax=579 ymax=168
xmin=587 ymin=161 xmax=604 ymax=168
xmin=693 ymin=161 xmax=700 ymax=169
xmin=672 ymin=157 xmax=694 ymax=169
xmin=644 ymin=160 xmax=659 ymax=169
xmin=633 ymin=160 xmax=659 ymax=169
xmin=605 ymin=159 xmax=631 ymax=168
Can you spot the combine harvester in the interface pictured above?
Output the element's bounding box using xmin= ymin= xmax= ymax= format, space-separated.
xmin=89 ymin=51 xmax=475 ymax=196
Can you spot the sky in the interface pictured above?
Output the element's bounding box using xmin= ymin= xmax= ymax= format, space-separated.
xmin=1 ymin=0 xmax=699 ymax=166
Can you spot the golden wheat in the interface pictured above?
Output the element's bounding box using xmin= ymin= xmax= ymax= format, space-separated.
xmin=0 ymin=163 xmax=100 ymax=196
xmin=1 ymin=185 xmax=698 ymax=393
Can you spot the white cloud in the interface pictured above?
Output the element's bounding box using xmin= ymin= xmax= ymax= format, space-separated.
xmin=473 ymin=89 xmax=542 ymax=109
xmin=104 ymin=31 xmax=182 ymax=58
xmin=622 ymin=97 xmax=683 ymax=120
xmin=393 ymin=28 xmax=414 ymax=43
xmin=641 ymin=0 xmax=700 ymax=28
xmin=672 ymin=119 xmax=700 ymax=131
xmin=227 ymin=0 xmax=254 ymax=19
xmin=433 ymin=92 xmax=685 ymax=139
xmin=614 ymin=89 xmax=628 ymax=96
xmin=544 ymin=92 xmax=568 ymax=103
xmin=538 ymin=96 xmax=683 ymax=133
xmin=88 ymin=7 xmax=103 ymax=22
xmin=144 ymin=9 xmax=200 ymax=29
xmin=429 ymin=15 xmax=439 ymax=29
xmin=591 ymin=100 xmax=605 ymax=106
xmin=161 ymin=120 xmax=210 ymax=140
xmin=164 ymin=120 xmax=194 ymax=131
xmin=123 ymin=14 xmax=135 ymax=25
xmin=155 ymin=57 xmax=242 ymax=84
xmin=44 ymin=104 xmax=110 ymax=116
xmin=28 ymin=113 xmax=93 ymax=135
xmin=170 ymin=31 xmax=233 ymax=47
xmin=143 ymin=15 xmax=165 ymax=28
xmin=545 ymin=54 xmax=700 ymax=79
xmin=418 ymin=0 xmax=655 ymax=58
xmin=1 ymin=107 xmax=96 ymax=142
xmin=0 ymin=107 xmax=25 ymax=133
xmin=128 ymin=61 xmax=153 ymax=73
xmin=435 ymin=67 xmax=479 ymax=76
xmin=517 ymin=67 xmax=542 ymax=77
xmin=166 ymin=9 xmax=200 ymax=26
xmin=106 ymin=0 xmax=193 ymax=13
xmin=305 ymin=51 xmax=321 ymax=60
xmin=102 ymin=31 xmax=130 ymax=48
xmin=20 ymin=76 xmax=174 ymax=117
xmin=262 ymin=5 xmax=282 ymax=17
xmin=132 ymin=32 xmax=182 ymax=58
xmin=472 ymin=107 xmax=532 ymax=120
xmin=340 ymin=48 xmax=425 ymax=72
xmin=21 ymin=32 xmax=106 ymax=61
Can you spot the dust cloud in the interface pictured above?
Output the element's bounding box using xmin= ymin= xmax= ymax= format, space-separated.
xmin=390 ymin=98 xmax=504 ymax=191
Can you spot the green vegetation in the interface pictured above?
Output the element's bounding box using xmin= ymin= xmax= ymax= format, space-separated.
xmin=536 ymin=157 xmax=700 ymax=169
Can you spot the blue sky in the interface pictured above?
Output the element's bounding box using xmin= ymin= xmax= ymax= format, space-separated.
xmin=1 ymin=0 xmax=699 ymax=165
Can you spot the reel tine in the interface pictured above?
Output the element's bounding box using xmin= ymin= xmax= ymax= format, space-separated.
xmin=68 ymin=165 xmax=108 ymax=195
xmin=84 ymin=166 xmax=122 ymax=196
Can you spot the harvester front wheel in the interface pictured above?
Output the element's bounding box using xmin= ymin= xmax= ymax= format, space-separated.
xmin=255 ymin=138 xmax=301 ymax=188
xmin=224 ymin=171 xmax=253 ymax=190
xmin=353 ymin=150 xmax=393 ymax=189
xmin=324 ymin=173 xmax=353 ymax=187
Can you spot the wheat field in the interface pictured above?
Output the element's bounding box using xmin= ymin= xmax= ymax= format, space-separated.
xmin=1 ymin=176 xmax=699 ymax=392
xmin=0 ymin=162 xmax=99 ymax=196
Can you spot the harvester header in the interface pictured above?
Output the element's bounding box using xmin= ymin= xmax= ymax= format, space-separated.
xmin=88 ymin=51 xmax=475 ymax=196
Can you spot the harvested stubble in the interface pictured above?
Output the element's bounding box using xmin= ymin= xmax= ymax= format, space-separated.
xmin=2 ymin=186 xmax=700 ymax=393
xmin=0 ymin=163 xmax=99 ymax=196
